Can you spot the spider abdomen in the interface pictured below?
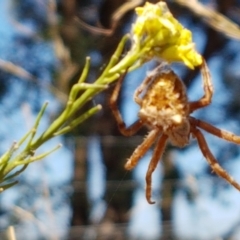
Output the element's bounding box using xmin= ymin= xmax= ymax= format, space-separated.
xmin=139 ymin=71 xmax=189 ymax=127
xmin=138 ymin=70 xmax=190 ymax=147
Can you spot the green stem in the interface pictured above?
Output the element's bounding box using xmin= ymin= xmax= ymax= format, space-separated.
xmin=26 ymin=102 xmax=48 ymax=148
xmin=54 ymin=105 xmax=102 ymax=136
xmin=78 ymin=57 xmax=91 ymax=83
xmin=14 ymin=36 xmax=151 ymax=163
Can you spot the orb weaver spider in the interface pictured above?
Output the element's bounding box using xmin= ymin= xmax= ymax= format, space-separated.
xmin=110 ymin=59 xmax=240 ymax=204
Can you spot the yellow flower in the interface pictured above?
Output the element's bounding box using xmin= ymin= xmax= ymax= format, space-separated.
xmin=131 ymin=1 xmax=202 ymax=69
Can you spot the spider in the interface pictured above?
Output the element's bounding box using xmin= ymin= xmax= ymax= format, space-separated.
xmin=110 ymin=59 xmax=240 ymax=204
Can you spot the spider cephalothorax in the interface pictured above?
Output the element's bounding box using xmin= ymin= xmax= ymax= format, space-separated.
xmin=110 ymin=59 xmax=240 ymax=204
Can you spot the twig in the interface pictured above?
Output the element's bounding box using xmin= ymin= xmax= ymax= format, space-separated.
xmin=174 ymin=0 xmax=240 ymax=40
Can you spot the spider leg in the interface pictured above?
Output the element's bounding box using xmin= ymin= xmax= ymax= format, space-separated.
xmin=191 ymin=126 xmax=240 ymax=191
xmin=189 ymin=59 xmax=214 ymax=113
xmin=110 ymin=71 xmax=143 ymax=136
xmin=190 ymin=117 xmax=240 ymax=144
xmin=145 ymin=133 xmax=168 ymax=204
xmin=134 ymin=73 xmax=153 ymax=105
xmin=125 ymin=129 xmax=161 ymax=170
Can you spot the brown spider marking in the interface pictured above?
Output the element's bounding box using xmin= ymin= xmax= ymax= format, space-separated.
xmin=110 ymin=59 xmax=240 ymax=204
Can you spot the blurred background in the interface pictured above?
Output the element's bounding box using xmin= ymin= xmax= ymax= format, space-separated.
xmin=0 ymin=0 xmax=240 ymax=239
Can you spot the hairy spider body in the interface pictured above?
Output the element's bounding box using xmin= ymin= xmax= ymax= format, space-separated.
xmin=138 ymin=65 xmax=190 ymax=147
xmin=110 ymin=60 xmax=240 ymax=204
